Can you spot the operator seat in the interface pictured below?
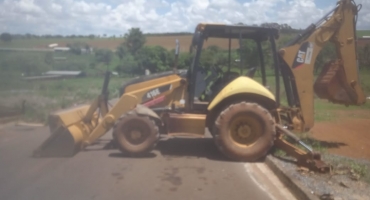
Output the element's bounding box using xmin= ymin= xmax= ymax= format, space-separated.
xmin=197 ymin=67 xmax=259 ymax=102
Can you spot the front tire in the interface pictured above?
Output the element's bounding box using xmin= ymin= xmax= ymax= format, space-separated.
xmin=212 ymin=102 xmax=276 ymax=162
xmin=113 ymin=113 xmax=159 ymax=156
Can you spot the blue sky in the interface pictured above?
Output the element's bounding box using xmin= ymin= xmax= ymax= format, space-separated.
xmin=0 ymin=0 xmax=368 ymax=35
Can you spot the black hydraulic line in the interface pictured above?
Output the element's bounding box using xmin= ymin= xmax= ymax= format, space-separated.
xmin=270 ymin=34 xmax=280 ymax=106
xmin=101 ymin=71 xmax=111 ymax=96
xmin=280 ymin=61 xmax=295 ymax=106
xmin=276 ymin=125 xmax=313 ymax=153
xmin=239 ymin=32 xmax=243 ymax=75
xmin=189 ymin=34 xmax=204 ymax=110
xmin=257 ymin=41 xmax=266 ymax=86
xmin=284 ymin=4 xmax=338 ymax=47
xmin=352 ymin=1 xmax=362 ymax=69
xmin=228 ymin=37 xmax=231 ymax=73
xmin=285 ymin=24 xmax=316 ymax=47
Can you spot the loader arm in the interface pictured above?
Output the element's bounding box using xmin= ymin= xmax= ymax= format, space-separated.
xmin=34 ymin=71 xmax=187 ymax=157
xmin=82 ymin=74 xmax=187 ymax=147
xmin=278 ymin=0 xmax=365 ymax=131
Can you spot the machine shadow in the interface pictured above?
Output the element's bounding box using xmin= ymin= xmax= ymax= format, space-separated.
xmin=154 ymin=137 xmax=266 ymax=163
xmin=97 ymin=136 xmax=267 ymax=163
xmin=300 ymin=137 xmax=348 ymax=149
xmin=108 ymin=152 xmax=157 ymax=158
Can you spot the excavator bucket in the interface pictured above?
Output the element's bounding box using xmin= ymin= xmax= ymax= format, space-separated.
xmin=314 ymin=60 xmax=366 ymax=106
xmin=33 ymin=104 xmax=95 ymax=157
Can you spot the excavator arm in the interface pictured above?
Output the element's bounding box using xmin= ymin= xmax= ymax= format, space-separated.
xmin=278 ymin=0 xmax=365 ymax=132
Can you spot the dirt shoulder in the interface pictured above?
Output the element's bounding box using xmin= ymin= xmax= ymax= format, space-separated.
xmin=269 ymin=154 xmax=370 ymax=200
xmin=310 ymin=110 xmax=370 ymax=160
xmin=270 ymin=109 xmax=370 ymax=200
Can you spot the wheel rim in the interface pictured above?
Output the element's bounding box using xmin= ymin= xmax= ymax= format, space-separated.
xmin=229 ymin=115 xmax=263 ymax=147
xmin=119 ymin=119 xmax=150 ymax=145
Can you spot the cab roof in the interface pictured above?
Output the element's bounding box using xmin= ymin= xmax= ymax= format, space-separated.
xmin=195 ymin=23 xmax=279 ymax=41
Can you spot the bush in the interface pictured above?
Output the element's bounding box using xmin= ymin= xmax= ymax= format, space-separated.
xmin=0 ymin=52 xmax=51 ymax=76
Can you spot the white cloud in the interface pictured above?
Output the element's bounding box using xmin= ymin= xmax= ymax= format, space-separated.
xmin=356 ymin=0 xmax=370 ymax=30
xmin=0 ymin=0 xmax=368 ymax=35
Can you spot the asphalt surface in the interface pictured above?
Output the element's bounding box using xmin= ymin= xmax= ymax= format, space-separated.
xmin=0 ymin=123 xmax=296 ymax=200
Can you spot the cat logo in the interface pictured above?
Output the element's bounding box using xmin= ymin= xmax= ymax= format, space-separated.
xmin=293 ymin=42 xmax=314 ymax=69
xmin=296 ymin=50 xmax=306 ymax=63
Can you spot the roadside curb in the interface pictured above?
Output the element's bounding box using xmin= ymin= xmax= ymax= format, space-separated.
xmin=0 ymin=116 xmax=20 ymax=125
xmin=0 ymin=118 xmax=45 ymax=129
xmin=265 ymin=155 xmax=319 ymax=200
xmin=15 ymin=122 xmax=45 ymax=127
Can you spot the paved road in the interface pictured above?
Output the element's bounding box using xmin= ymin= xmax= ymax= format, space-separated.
xmin=0 ymin=123 xmax=296 ymax=200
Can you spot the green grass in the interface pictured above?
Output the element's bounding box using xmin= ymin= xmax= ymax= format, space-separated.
xmin=1 ymin=30 xmax=368 ymax=49
xmin=323 ymin=155 xmax=370 ymax=183
xmin=2 ymin=69 xmax=370 ymax=123
xmin=357 ymin=30 xmax=370 ymax=37
xmin=0 ymin=76 xmax=128 ymax=123
xmin=0 ymin=38 xmax=111 ymax=48
xmin=264 ymin=70 xmax=370 ymax=122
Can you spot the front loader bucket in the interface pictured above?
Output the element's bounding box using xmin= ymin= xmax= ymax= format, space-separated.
xmin=33 ymin=126 xmax=82 ymax=157
xmin=33 ymin=104 xmax=96 ymax=158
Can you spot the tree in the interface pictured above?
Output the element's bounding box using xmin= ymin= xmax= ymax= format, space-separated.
xmin=135 ymin=46 xmax=171 ymax=73
xmin=44 ymin=52 xmax=54 ymax=66
xmin=66 ymin=43 xmax=80 ymax=55
xmin=240 ymin=39 xmax=259 ymax=69
xmin=95 ymin=49 xmax=113 ymax=68
xmin=0 ymin=52 xmax=51 ymax=76
xmin=177 ymin=52 xmax=193 ymax=69
xmin=66 ymin=42 xmax=90 ymax=55
xmin=1 ymin=33 xmax=12 ymax=43
xmin=122 ymin=28 xmax=146 ymax=55
xmin=116 ymin=44 xmax=129 ymax=60
xmin=115 ymin=54 xmax=138 ymax=75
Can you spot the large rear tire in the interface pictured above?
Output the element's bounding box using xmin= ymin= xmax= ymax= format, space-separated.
xmin=113 ymin=113 xmax=159 ymax=156
xmin=212 ymin=102 xmax=275 ymax=162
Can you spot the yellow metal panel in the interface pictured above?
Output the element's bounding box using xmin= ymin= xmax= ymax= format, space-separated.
xmin=48 ymin=104 xmax=91 ymax=128
xmin=84 ymin=93 xmax=139 ymax=145
xmin=124 ymin=74 xmax=186 ymax=109
xmin=207 ymin=76 xmax=275 ymax=111
xmin=165 ymin=113 xmax=206 ymax=136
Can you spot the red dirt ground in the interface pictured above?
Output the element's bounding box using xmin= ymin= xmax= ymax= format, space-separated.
xmin=310 ymin=110 xmax=370 ymax=160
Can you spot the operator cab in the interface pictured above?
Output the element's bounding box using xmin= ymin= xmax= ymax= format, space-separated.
xmin=186 ymin=23 xmax=280 ymax=110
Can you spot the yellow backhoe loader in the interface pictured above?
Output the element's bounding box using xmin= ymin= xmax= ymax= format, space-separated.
xmin=34 ymin=0 xmax=365 ymax=172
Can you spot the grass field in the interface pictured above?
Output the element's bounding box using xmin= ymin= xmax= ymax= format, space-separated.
xmin=249 ymin=69 xmax=370 ymax=123
xmin=1 ymin=30 xmax=368 ymax=52
xmin=357 ymin=30 xmax=370 ymax=37
xmin=0 ymin=36 xmax=242 ymax=52
xmin=0 ymin=76 xmax=128 ymax=122
xmin=1 ymin=69 xmax=369 ymax=123
xmin=0 ymin=29 xmax=369 ymax=123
